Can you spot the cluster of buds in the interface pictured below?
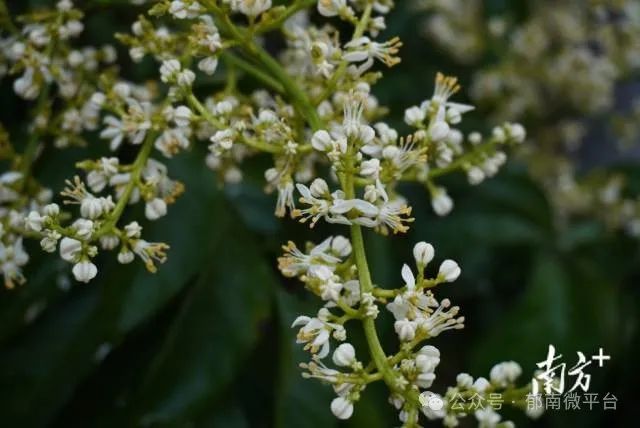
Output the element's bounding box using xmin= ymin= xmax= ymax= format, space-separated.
xmin=287 ymin=239 xmax=534 ymax=424
xmin=418 ymin=0 xmax=640 ymax=238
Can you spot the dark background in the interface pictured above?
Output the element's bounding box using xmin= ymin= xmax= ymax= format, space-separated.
xmin=0 ymin=1 xmax=638 ymax=427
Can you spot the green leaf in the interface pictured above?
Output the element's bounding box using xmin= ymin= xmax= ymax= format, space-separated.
xmin=470 ymin=253 xmax=571 ymax=372
xmin=0 ymin=154 xmax=223 ymax=426
xmin=125 ymin=211 xmax=275 ymax=425
xmin=273 ymin=289 xmax=337 ymax=428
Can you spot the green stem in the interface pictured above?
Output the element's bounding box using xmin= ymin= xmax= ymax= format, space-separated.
xmin=342 ymin=154 xmax=400 ymax=394
xmin=314 ymin=3 xmax=372 ymax=105
xmin=95 ymin=132 xmax=155 ymax=237
xmin=205 ymin=2 xmax=322 ymax=130
xmin=254 ymin=0 xmax=316 ymax=34
xmin=221 ymin=51 xmax=285 ymax=93
xmin=428 ymin=138 xmax=500 ymax=179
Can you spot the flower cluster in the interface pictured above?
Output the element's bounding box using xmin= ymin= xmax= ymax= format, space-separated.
xmin=2 ymin=1 xmax=535 ymax=425
xmin=287 ymin=239 xmax=534 ymax=424
xmin=418 ymin=0 xmax=640 ymax=238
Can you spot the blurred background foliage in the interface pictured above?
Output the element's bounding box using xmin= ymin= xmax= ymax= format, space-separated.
xmin=0 ymin=0 xmax=639 ymax=427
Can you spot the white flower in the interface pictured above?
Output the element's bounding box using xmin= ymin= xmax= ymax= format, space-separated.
xmin=404 ymin=106 xmax=425 ymax=126
xmin=73 ymin=219 xmax=94 ymax=240
xmin=330 ymin=396 xmax=353 ymax=420
xmin=173 ymin=105 xmax=192 ymax=127
xmin=456 ymin=373 xmax=474 ymax=388
xmin=331 ymin=235 xmax=351 ymax=257
xmin=145 ymin=198 xmax=167 ymax=220
xmin=311 ymin=130 xmax=333 ymax=152
xmin=292 ymin=315 xmax=333 ymax=358
xmin=431 ymin=188 xmax=453 ymax=216
xmin=317 ymin=0 xmax=347 ymax=17
xmin=416 ymin=345 xmax=440 ymax=369
xmin=43 ymin=203 xmax=60 ymax=217
xmin=72 ymin=261 xmax=97 ymax=283
xmin=100 ymin=235 xmax=120 ymax=250
xmin=80 ymin=196 xmax=104 ymax=219
xmin=475 ymin=407 xmax=501 ymax=428
xmin=177 ymin=69 xmax=195 ymax=87
xmin=413 ymin=241 xmax=434 ymax=266
xmin=332 ymin=343 xmax=356 ymax=367
xmin=160 ymin=59 xmax=181 ymax=83
xmin=401 ymin=263 xmax=416 ymax=290
xmin=198 ymin=56 xmax=218 ymax=75
xmin=394 ymin=318 xmax=417 ymax=341
xmin=60 ymin=237 xmax=82 ymax=262
xmin=25 ymin=211 xmax=44 ymax=232
xmin=420 ymin=392 xmax=446 ymax=420
xmin=506 ymin=122 xmax=526 ymax=143
xmin=438 ymin=259 xmax=461 ymax=282
xmin=360 ymin=158 xmax=381 ymax=178
xmin=309 ymin=178 xmax=330 ymax=197
xmin=489 ymin=361 xmax=522 ymax=387
xmin=118 ymin=250 xmax=135 ymax=264
xmin=40 ymin=231 xmax=61 ymax=253
xmin=125 ymin=221 xmax=142 ymax=238
xmin=100 ymin=116 xmax=125 ymax=150
xmin=429 ymin=120 xmax=450 ymax=142
xmin=232 ymin=0 xmax=271 ymax=17
xmin=343 ymin=36 xmax=401 ymax=74
xmin=467 ymin=167 xmax=485 ymax=185
xmin=473 ymin=377 xmax=490 ymax=392
xmin=169 ymin=1 xmax=189 ymax=19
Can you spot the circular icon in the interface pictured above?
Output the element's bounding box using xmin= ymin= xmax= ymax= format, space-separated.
xmin=427 ymin=395 xmax=444 ymax=411
xmin=418 ymin=392 xmax=444 ymax=411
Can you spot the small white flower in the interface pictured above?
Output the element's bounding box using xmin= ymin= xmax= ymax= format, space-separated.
xmin=125 ymin=221 xmax=142 ymax=238
xmin=118 ymin=250 xmax=135 ymax=264
xmin=177 ymin=69 xmax=195 ymax=87
xmin=317 ymin=0 xmax=347 ymax=17
xmin=160 ymin=59 xmax=181 ymax=83
xmin=43 ymin=203 xmax=60 ymax=217
xmin=311 ymin=130 xmax=333 ymax=152
xmin=413 ymin=241 xmax=434 ymax=266
xmin=232 ymin=0 xmax=271 ymax=17
xmin=431 ymin=188 xmax=453 ymax=216
xmin=489 ymin=361 xmax=522 ymax=387
xmin=332 ymin=343 xmax=356 ymax=367
xmin=173 ymin=105 xmax=192 ymax=127
xmin=60 ymin=237 xmax=82 ymax=262
xmin=394 ymin=318 xmax=417 ymax=341
xmin=73 ymin=219 xmax=94 ymax=240
xmin=360 ymin=158 xmax=381 ymax=178
xmin=309 ymin=178 xmax=329 ymax=197
xmin=456 ymin=372 xmax=474 ymax=388
xmin=331 ymin=235 xmax=351 ymax=257
xmin=72 ymin=261 xmax=97 ymax=283
xmin=330 ymin=396 xmax=353 ymax=420
xmin=506 ymin=122 xmax=526 ymax=143
xmin=25 ymin=211 xmax=44 ymax=232
xmin=404 ymin=106 xmax=425 ymax=126
xmin=467 ymin=167 xmax=485 ymax=185
xmin=80 ymin=196 xmax=104 ymax=219
xmin=145 ymin=198 xmax=167 ymax=220
xmin=438 ymin=259 xmax=461 ymax=282
xmin=473 ymin=377 xmax=490 ymax=392
xmin=198 ymin=56 xmax=218 ymax=75
xmin=40 ymin=231 xmax=61 ymax=253
xmin=475 ymin=407 xmax=501 ymax=428
xmin=429 ymin=120 xmax=450 ymax=142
